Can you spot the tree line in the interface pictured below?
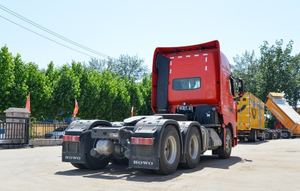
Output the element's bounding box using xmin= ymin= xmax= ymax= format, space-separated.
xmin=0 ymin=46 xmax=153 ymax=121
xmin=231 ymin=39 xmax=300 ymax=108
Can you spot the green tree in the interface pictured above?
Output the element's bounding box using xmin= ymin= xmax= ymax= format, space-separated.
xmin=10 ymin=54 xmax=28 ymax=109
xmin=138 ymin=74 xmax=153 ymax=115
xmin=232 ymin=50 xmax=260 ymax=97
xmin=51 ymin=65 xmax=80 ymax=120
xmin=283 ymin=53 xmax=300 ymax=108
xmin=78 ymin=69 xmax=102 ymax=119
xmin=43 ymin=62 xmax=58 ymax=120
xmin=89 ymin=54 xmax=149 ymax=80
xmin=0 ymin=46 xmax=15 ymax=114
xmin=124 ymin=77 xmax=143 ymax=116
xmin=88 ymin=58 xmax=107 ymax=72
xmin=97 ymin=71 xmax=121 ymax=120
xmin=24 ymin=62 xmax=48 ymax=119
xmin=110 ymin=76 xmax=131 ymax=121
xmin=259 ymin=40 xmax=295 ymax=101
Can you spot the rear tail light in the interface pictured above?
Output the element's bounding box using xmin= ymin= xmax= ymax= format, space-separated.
xmin=131 ymin=137 xmax=154 ymax=145
xmin=63 ymin=135 xmax=80 ymax=142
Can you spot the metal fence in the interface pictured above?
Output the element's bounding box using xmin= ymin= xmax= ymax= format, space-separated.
xmin=0 ymin=116 xmax=30 ymax=145
xmin=30 ymin=122 xmax=69 ymax=139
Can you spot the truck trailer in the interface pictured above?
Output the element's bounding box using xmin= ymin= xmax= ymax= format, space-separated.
xmin=237 ymin=93 xmax=265 ymax=142
xmin=62 ymin=40 xmax=244 ymax=175
xmin=265 ymin=92 xmax=300 ymax=138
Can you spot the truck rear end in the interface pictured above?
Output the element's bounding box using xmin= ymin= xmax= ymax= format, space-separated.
xmin=62 ymin=40 xmax=244 ymax=175
xmin=237 ymin=93 xmax=265 ymax=141
xmin=266 ymin=92 xmax=300 ymax=138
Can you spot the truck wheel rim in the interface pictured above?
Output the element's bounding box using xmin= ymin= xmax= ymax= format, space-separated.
xmin=225 ymin=134 xmax=231 ymax=153
xmin=189 ymin=135 xmax=199 ymax=159
xmin=282 ymin=132 xmax=287 ymax=138
xmin=164 ymin=136 xmax=177 ymax=164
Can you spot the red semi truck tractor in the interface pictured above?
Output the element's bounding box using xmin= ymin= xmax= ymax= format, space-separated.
xmin=62 ymin=40 xmax=244 ymax=175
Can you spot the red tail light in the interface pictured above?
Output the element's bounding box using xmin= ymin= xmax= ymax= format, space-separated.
xmin=131 ymin=137 xmax=154 ymax=145
xmin=63 ymin=135 xmax=80 ymax=142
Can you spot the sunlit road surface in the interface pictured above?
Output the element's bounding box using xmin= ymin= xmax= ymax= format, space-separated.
xmin=0 ymin=139 xmax=299 ymax=191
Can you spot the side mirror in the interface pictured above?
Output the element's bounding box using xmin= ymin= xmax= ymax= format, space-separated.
xmin=238 ymin=78 xmax=244 ymax=97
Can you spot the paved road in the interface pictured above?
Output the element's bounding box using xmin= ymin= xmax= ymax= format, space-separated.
xmin=0 ymin=139 xmax=300 ymax=191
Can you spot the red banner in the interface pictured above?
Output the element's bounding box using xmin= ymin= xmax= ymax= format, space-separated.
xmin=25 ymin=93 xmax=30 ymax=112
xmin=73 ymin=99 xmax=79 ymax=117
xmin=131 ymin=106 xmax=134 ymax=117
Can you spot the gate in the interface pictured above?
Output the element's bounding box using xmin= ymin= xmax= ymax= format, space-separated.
xmin=0 ymin=116 xmax=30 ymax=145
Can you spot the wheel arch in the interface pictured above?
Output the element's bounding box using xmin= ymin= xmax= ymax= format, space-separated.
xmin=66 ymin=120 xmax=112 ymax=136
xmin=154 ymin=120 xmax=183 ymax=159
xmin=63 ymin=120 xmax=113 ymax=165
xmin=131 ymin=118 xmax=183 ymax=160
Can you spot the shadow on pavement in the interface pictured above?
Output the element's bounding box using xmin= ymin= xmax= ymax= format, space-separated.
xmin=55 ymin=155 xmax=243 ymax=182
xmin=238 ymin=140 xmax=271 ymax=145
xmin=55 ymin=162 xmax=182 ymax=182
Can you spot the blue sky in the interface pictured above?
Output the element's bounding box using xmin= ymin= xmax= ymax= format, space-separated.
xmin=0 ymin=0 xmax=299 ymax=70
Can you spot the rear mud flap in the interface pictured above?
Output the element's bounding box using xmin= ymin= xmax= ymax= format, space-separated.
xmin=129 ymin=157 xmax=159 ymax=170
xmin=62 ymin=141 xmax=86 ymax=164
xmin=62 ymin=152 xmax=86 ymax=164
xmin=129 ymin=144 xmax=159 ymax=170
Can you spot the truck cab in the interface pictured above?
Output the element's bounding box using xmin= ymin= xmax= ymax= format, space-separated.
xmin=152 ymin=40 xmax=241 ymax=146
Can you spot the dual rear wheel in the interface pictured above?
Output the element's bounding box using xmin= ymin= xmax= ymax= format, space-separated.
xmin=155 ymin=126 xmax=201 ymax=175
xmin=155 ymin=126 xmax=181 ymax=175
xmin=180 ymin=127 xmax=201 ymax=169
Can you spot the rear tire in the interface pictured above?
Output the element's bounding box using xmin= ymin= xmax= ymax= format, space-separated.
xmin=155 ymin=126 xmax=180 ymax=175
xmin=180 ymin=127 xmax=201 ymax=169
xmin=270 ymin=132 xmax=274 ymax=139
xmin=218 ymin=128 xmax=232 ymax=159
xmin=249 ymin=129 xmax=257 ymax=142
xmin=258 ymin=131 xmax=264 ymax=141
xmin=264 ymin=132 xmax=270 ymax=139
xmin=261 ymin=132 xmax=265 ymax=141
xmin=83 ymin=134 xmax=111 ymax=170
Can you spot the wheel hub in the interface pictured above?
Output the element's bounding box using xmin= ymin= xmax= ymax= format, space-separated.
xmin=189 ymin=135 xmax=199 ymax=159
xmin=164 ymin=136 xmax=177 ymax=164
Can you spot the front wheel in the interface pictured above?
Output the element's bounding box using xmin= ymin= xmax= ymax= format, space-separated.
xmin=180 ymin=127 xmax=201 ymax=169
xmin=155 ymin=126 xmax=180 ymax=175
xmin=249 ymin=129 xmax=257 ymax=142
xmin=218 ymin=128 xmax=232 ymax=159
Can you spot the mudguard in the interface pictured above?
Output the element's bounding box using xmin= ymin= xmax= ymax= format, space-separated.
xmin=129 ymin=116 xmax=183 ymax=170
xmin=65 ymin=120 xmax=112 ymax=135
xmin=62 ymin=120 xmax=112 ymax=164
